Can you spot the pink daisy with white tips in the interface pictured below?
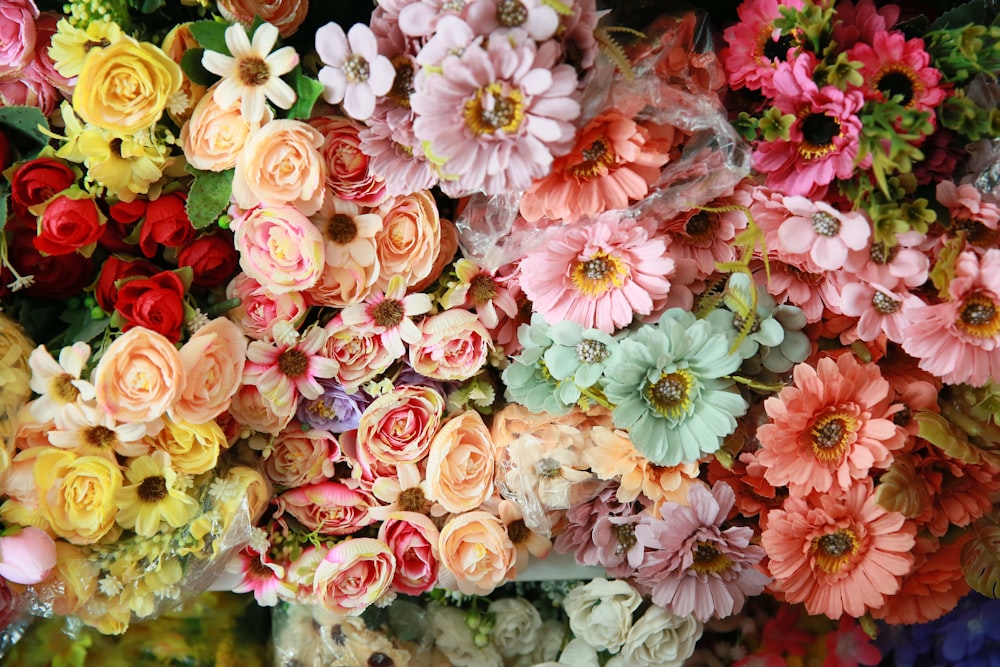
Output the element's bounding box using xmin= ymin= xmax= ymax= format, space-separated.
xmin=339 ymin=275 xmax=432 ymax=358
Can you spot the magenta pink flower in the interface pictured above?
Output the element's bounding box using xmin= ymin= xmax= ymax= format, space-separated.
xmin=847 ymin=30 xmax=944 ymax=117
xmin=411 ymin=34 xmax=581 ymax=196
xmin=721 ymin=0 xmax=805 ymax=95
xmin=228 ymin=548 xmax=293 ymax=607
xmin=519 ymin=215 xmax=675 ymax=333
xmin=776 ymin=196 xmax=870 ymax=271
xmin=245 ymin=324 xmax=340 ymax=408
xmin=753 ymin=55 xmax=866 ymax=197
xmin=633 ymin=482 xmax=769 ymax=622
xmin=830 ymin=0 xmax=899 ymax=50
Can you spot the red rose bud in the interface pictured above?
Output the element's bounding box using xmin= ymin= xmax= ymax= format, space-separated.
xmin=33 ymin=194 xmax=105 ymax=256
xmin=177 ymin=230 xmax=239 ymax=289
xmin=109 ymin=199 xmax=147 ymax=224
xmin=114 ymin=270 xmax=187 ymax=343
xmin=139 ymin=192 xmax=194 ymax=258
xmin=9 ymin=157 xmax=76 ymax=217
xmin=8 ymin=231 xmax=92 ymax=299
xmin=93 ymin=256 xmax=159 ymax=313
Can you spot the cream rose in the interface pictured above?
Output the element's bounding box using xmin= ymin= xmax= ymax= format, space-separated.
xmin=33 ymin=448 xmax=122 ymax=544
xmin=232 ymin=205 xmax=325 ymax=294
xmin=170 ymin=317 xmax=247 ymax=424
xmin=438 ymin=511 xmax=514 ymax=595
xmin=313 ymin=537 xmax=395 ymax=615
xmin=563 ymin=578 xmax=642 ymax=653
xmin=73 ymin=36 xmax=181 ymax=133
xmin=425 ymin=411 xmax=497 ymax=514
xmin=409 ymin=309 xmax=492 ymax=381
xmin=323 ymin=315 xmax=395 ymax=391
xmin=488 ymin=597 xmax=543 ymax=658
xmin=358 ymin=385 xmax=444 ymax=465
xmin=428 ymin=604 xmax=504 ymax=667
xmin=232 ymin=119 xmax=326 ymax=216
xmin=182 ymin=81 xmax=269 ymax=171
xmin=617 ymin=606 xmax=703 ymax=667
xmin=375 ymin=190 xmax=441 ymax=290
xmin=94 ymin=327 xmax=185 ymax=425
xmin=307 ymin=256 xmax=379 ymax=308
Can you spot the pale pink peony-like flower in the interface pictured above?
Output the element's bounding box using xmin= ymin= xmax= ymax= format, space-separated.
xmin=231 ymin=205 xmax=325 ymax=294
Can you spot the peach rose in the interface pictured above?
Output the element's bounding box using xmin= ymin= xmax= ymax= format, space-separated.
xmin=374 ymin=190 xmax=441 ymax=291
xmin=323 ymin=315 xmax=396 ymax=391
xmin=33 ymin=448 xmax=122 ymax=544
xmin=226 ymin=272 xmax=308 ymax=340
xmin=278 ymin=480 xmax=375 ymax=535
xmin=425 ymin=411 xmax=497 ymax=514
xmin=379 ymin=511 xmax=440 ymax=595
xmin=228 ymin=383 xmax=296 ymax=435
xmin=94 ymin=327 xmax=185 ymax=425
xmin=438 ymin=511 xmax=514 ymax=595
xmin=307 ymin=256 xmax=380 ymax=308
xmin=313 ymin=537 xmax=395 ymax=615
xmin=358 ymin=385 xmax=444 ymax=465
xmin=265 ymin=422 xmax=339 ymax=488
xmin=162 ymin=23 xmax=208 ymax=125
xmin=181 ymin=81 xmax=268 ymax=171
xmin=410 ymin=218 xmax=459 ymax=292
xmin=217 ymin=0 xmax=308 ymax=38
xmin=409 ymin=309 xmax=492 ymax=381
xmin=232 ymin=119 xmax=326 ymax=216
xmin=170 ymin=318 xmax=247 ymax=424
xmin=309 ymin=115 xmax=387 ymax=206
xmin=231 ymin=205 xmax=325 ymax=294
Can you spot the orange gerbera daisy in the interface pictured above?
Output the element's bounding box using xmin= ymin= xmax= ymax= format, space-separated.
xmin=871 ymin=533 xmax=970 ymax=625
xmin=761 ymin=480 xmax=916 ymax=619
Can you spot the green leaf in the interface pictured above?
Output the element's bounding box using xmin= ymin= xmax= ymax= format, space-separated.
xmin=0 ymin=106 xmax=50 ymax=160
xmin=140 ymin=0 xmax=166 ymax=12
xmin=930 ymin=0 xmax=1000 ymax=31
xmin=185 ymin=166 xmax=234 ymax=229
xmin=189 ymin=20 xmax=231 ymax=55
xmin=964 ymin=511 xmax=1000 ymax=598
xmin=286 ymin=67 xmax=325 ymax=120
xmin=180 ymin=48 xmax=217 ymax=87
xmin=73 ymin=317 xmax=110 ymax=344
xmin=0 ymin=179 xmax=9 ymax=235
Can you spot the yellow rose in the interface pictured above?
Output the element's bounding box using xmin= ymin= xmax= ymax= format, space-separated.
xmin=73 ymin=36 xmax=182 ymax=134
xmin=46 ymin=541 xmax=100 ymax=616
xmin=34 ymin=448 xmax=122 ymax=544
xmin=146 ymin=418 xmax=225 ymax=475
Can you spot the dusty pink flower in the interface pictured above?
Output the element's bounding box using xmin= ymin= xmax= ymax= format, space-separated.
xmin=323 ymin=314 xmax=397 ymax=391
xmin=0 ymin=0 xmax=38 ymax=78
xmin=231 ymin=205 xmax=325 ymax=294
xmin=278 ymin=480 xmax=376 ymax=535
xmin=309 ymin=115 xmax=388 ymax=205
xmin=226 ymin=272 xmax=309 ymax=341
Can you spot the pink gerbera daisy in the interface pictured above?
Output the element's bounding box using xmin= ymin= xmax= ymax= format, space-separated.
xmin=634 ymin=481 xmax=770 ymax=622
xmin=761 ymin=479 xmax=916 ymax=619
xmin=753 ymin=55 xmax=866 ymax=197
xmin=937 ymin=180 xmax=1000 ymax=231
xmin=518 ymin=214 xmax=675 ymax=333
xmin=847 ymin=30 xmax=945 ymax=118
xmin=831 ymin=0 xmax=900 ymax=50
xmin=902 ymin=248 xmax=1000 ymax=386
xmin=246 ymin=324 xmax=340 ymax=409
xmin=755 ymin=353 xmax=907 ymax=495
xmin=658 ymin=182 xmax=751 ymax=280
xmin=410 ymin=33 xmax=581 ymax=196
xmin=721 ymin=0 xmax=805 ymax=95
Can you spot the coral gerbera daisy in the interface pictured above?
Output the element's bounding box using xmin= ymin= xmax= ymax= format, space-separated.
xmin=518 ymin=214 xmax=674 ymax=334
xmin=755 ymin=353 xmax=906 ymax=495
xmin=201 ymin=23 xmax=298 ymax=125
xmin=114 ymin=451 xmax=199 ymax=537
xmin=761 ymin=479 xmax=916 ymax=619
xmin=847 ymin=30 xmax=945 ymax=117
xmin=720 ymin=0 xmax=805 ymax=95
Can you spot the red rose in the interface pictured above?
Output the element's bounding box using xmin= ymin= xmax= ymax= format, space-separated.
xmin=9 ymin=157 xmax=76 ymax=216
xmin=176 ymin=231 xmax=239 ymax=289
xmin=101 ymin=199 xmax=146 ymax=254
xmin=93 ymin=256 xmax=159 ymax=313
xmin=109 ymin=199 xmax=147 ymax=224
xmin=139 ymin=192 xmax=194 ymax=258
xmin=33 ymin=195 xmax=105 ymax=256
xmin=114 ymin=270 xmax=187 ymax=342
xmin=8 ymin=231 xmax=92 ymax=299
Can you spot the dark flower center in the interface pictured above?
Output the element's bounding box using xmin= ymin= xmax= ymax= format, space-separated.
xmin=877 ymin=69 xmax=915 ymax=107
xmin=893 ymin=404 xmax=912 ymax=426
xmin=800 ymin=113 xmax=841 ymax=157
xmin=86 ymin=425 xmax=117 ymax=449
xmin=958 ymin=293 xmax=1000 ymax=337
xmin=684 ymin=211 xmax=715 ymax=240
xmin=398 ymin=487 xmax=428 ymax=513
xmin=328 ymin=214 xmax=358 ymax=244
xmin=389 ymin=59 xmax=415 ymax=108
xmin=496 ymin=0 xmax=528 ymax=26
xmin=763 ymin=33 xmax=796 ymax=62
xmin=371 ymin=299 xmax=404 ymax=328
xmin=817 ymin=531 xmax=854 ymax=557
xmin=952 ymin=218 xmax=998 ymax=247
xmin=811 ymin=211 xmax=840 ymax=237
xmin=110 ymin=138 xmax=124 ymax=158
xmin=248 ymin=557 xmax=272 ymax=579
xmin=138 ymin=476 xmax=168 ymax=503
xmin=612 ymin=523 xmax=636 ymax=553
xmin=869 ymin=242 xmax=896 ymax=265
xmin=690 ymin=541 xmax=734 ymax=574
xmin=507 ymin=519 xmax=530 ymax=544
xmin=369 ymin=654 xmax=395 ymax=667
xmin=330 ymin=624 xmax=346 ymax=645
xmin=576 ymin=339 xmax=609 ymax=363
xmin=814 ymin=418 xmax=846 ymax=448
xmin=469 ymin=273 xmax=498 ymax=305
xmin=644 ymin=370 xmax=695 ymax=419
xmin=279 ymin=348 xmax=309 ymax=378
xmin=238 ymin=57 xmax=271 ymax=87
xmin=52 ymin=373 xmax=80 ymax=403
xmin=732 ymin=311 xmax=761 ymax=334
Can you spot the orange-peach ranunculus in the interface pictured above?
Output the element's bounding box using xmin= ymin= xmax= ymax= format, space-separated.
xmin=217 ymin=0 xmax=308 ymax=38
xmin=438 ymin=511 xmax=514 ymax=595
xmin=309 ymin=115 xmax=387 ymax=206
xmin=170 ymin=317 xmax=247 ymax=424
xmin=228 ymin=382 xmax=295 ymax=435
xmin=181 ymin=81 xmax=268 ymax=172
xmin=425 ymin=411 xmax=497 ymax=514
xmin=94 ymin=327 xmax=185 ymax=426
xmin=162 ymin=23 xmax=208 ymax=125
xmin=358 ymin=385 xmax=444 ymax=465
xmin=265 ymin=423 xmax=339 ymax=488
xmin=374 ymin=190 xmax=441 ymax=291
xmin=307 ymin=256 xmax=380 ymax=308
xmin=409 ymin=309 xmax=492 ymax=381
xmin=33 ymin=448 xmax=122 ymax=544
xmin=313 ymin=537 xmax=395 ymax=615
xmin=232 ymin=119 xmax=326 ymax=216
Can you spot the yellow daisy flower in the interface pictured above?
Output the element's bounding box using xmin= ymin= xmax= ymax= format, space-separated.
xmin=48 ymin=19 xmax=124 ymax=80
xmin=115 ymin=451 xmax=199 ymax=537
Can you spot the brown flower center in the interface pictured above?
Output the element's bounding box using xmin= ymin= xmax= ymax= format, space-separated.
xmin=469 ymin=273 xmax=498 ymax=305
xmin=464 ymin=82 xmax=524 ymax=135
xmin=872 ymin=291 xmax=901 ymax=314
xmin=612 ymin=523 xmax=636 ymax=554
xmin=809 ymin=413 xmax=856 ymax=462
xmin=762 ymin=32 xmax=797 ymax=62
xmin=138 ymin=476 xmax=168 ymax=503
xmin=811 ymin=211 xmax=840 ymax=237
xmin=371 ymin=299 xmax=404 ymax=328
xmin=278 ymin=348 xmax=309 ymax=378
xmin=684 ymin=211 xmax=716 ymax=242
xmin=952 ymin=218 xmax=999 ymax=247
xmin=690 ymin=541 xmax=734 ymax=575
xmin=388 ymin=58 xmax=415 ymax=108
xmin=52 ymin=373 xmax=80 ymax=404
xmin=327 ymin=214 xmax=358 ymax=244
xmin=869 ymin=242 xmax=896 ymax=265
xmin=507 ymin=519 xmax=530 ymax=545
xmin=238 ymin=57 xmax=271 ymax=87
xmin=86 ymin=425 xmax=117 ymax=449
xmin=247 ymin=557 xmax=272 ymax=579
xmin=398 ymin=487 xmax=428 ymax=513
xmin=496 ymin=0 xmax=528 ymax=26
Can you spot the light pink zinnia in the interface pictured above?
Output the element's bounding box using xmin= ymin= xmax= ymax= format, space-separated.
xmin=411 ymin=33 xmax=581 ymax=196
xmin=519 ymin=215 xmax=675 ymax=333
xmin=634 ymin=482 xmax=770 ymax=622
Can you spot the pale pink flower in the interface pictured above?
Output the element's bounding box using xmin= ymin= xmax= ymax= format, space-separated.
xmin=226 ymin=272 xmax=309 ymax=341
xmin=0 ymin=526 xmax=55 ymax=585
xmin=312 ymin=537 xmax=395 ymax=615
xmin=441 ymin=259 xmax=519 ymax=329
xmin=466 ymin=0 xmax=559 ymax=40
xmin=839 ymin=279 xmax=923 ymax=343
xmin=313 ymin=195 xmax=382 ymax=268
xmin=0 ymin=0 xmax=38 ymax=78
xmin=323 ymin=315 xmax=397 ymax=391
xmin=278 ymin=480 xmax=376 ymax=536
xmin=245 ymin=325 xmax=340 ymax=407
xmin=399 ymin=0 xmax=473 ymax=37
xmin=776 ymin=196 xmax=870 ymax=271
xmin=370 ymin=461 xmax=442 ymax=521
xmin=409 ymin=308 xmax=493 ymax=380
xmin=316 ymin=22 xmax=395 ymax=121
xmin=27 ymin=342 xmax=95 ymax=424
xmin=937 ymin=180 xmax=1000 ymax=230
xmin=339 ymin=275 xmax=432 ymax=358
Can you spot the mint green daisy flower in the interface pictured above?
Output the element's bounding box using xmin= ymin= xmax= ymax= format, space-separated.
xmin=503 ymin=313 xmax=571 ymax=414
xmin=603 ymin=309 xmax=748 ymax=466
xmin=542 ymin=320 xmax=618 ymax=406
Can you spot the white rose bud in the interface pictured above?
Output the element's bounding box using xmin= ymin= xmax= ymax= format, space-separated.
xmin=488 ymin=597 xmax=543 ymax=658
xmin=619 ymin=606 xmax=703 ymax=667
xmin=563 ymin=578 xmax=642 ymax=653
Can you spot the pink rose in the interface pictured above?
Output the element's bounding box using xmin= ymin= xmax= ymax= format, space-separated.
xmin=309 ymin=115 xmax=387 ymax=205
xmin=338 ymin=430 xmax=397 ymax=494
xmin=323 ymin=314 xmax=396 ymax=391
xmin=170 ymin=318 xmax=247 ymax=424
xmin=425 ymin=411 xmax=497 ymax=514
xmin=217 ymin=0 xmax=308 ymax=38
xmin=409 ymin=309 xmax=493 ymax=380
xmin=94 ymin=327 xmax=184 ymax=426
xmin=181 ymin=80 xmax=265 ymax=171
xmin=278 ymin=480 xmax=375 ymax=535
xmin=0 ymin=63 xmax=58 ymax=116
xmin=264 ymin=422 xmax=340 ymax=488
xmin=232 ymin=205 xmax=324 ymax=294
xmin=0 ymin=0 xmax=38 ymax=78
xmin=438 ymin=511 xmax=514 ymax=595
xmin=357 ymin=385 xmax=444 ymax=465
xmin=374 ymin=190 xmax=441 ymax=290
xmin=378 ymin=511 xmax=440 ymax=595
xmin=312 ymin=537 xmax=395 ymax=615
xmin=232 ymin=119 xmax=326 ymax=216
xmin=226 ymin=272 xmax=308 ymax=341
xmin=307 ymin=255 xmax=379 ymax=308
xmin=228 ymin=383 xmax=295 ymax=435
xmin=0 ymin=526 xmax=56 ymax=585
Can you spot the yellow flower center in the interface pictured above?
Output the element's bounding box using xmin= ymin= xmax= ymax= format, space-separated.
xmin=957 ymin=292 xmax=1000 ymax=338
xmin=463 ymin=82 xmax=524 ymax=135
xmin=811 ymin=529 xmax=858 ymax=574
xmin=571 ymin=137 xmax=617 ymax=179
xmin=52 ymin=373 xmax=80 ymax=404
xmin=570 ymin=251 xmax=628 ymax=297
xmin=809 ymin=412 xmax=857 ymax=462
xmin=278 ymin=348 xmax=309 ymax=378
xmin=138 ymin=475 xmax=168 ymax=503
xmin=644 ymin=369 xmax=695 ymax=420
xmin=238 ymin=57 xmax=271 ymax=87
xmin=690 ymin=541 xmax=734 ymax=575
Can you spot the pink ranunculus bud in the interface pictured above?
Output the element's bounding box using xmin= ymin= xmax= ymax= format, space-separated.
xmin=0 ymin=526 xmax=57 ymax=585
